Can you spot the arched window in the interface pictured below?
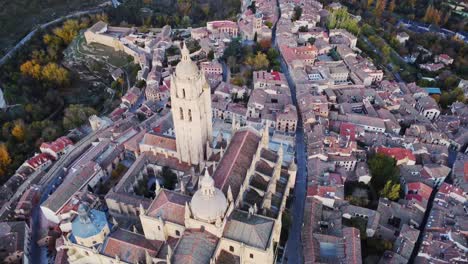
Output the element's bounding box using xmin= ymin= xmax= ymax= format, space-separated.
xmin=180 ymin=107 xmax=184 ymax=120
xmin=182 ymin=89 xmax=186 ymax=98
xmin=188 ymin=109 xmax=192 ymax=122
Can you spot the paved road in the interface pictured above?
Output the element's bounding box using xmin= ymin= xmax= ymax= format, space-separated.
xmin=0 ymin=7 xmax=105 ymax=66
xmin=271 ymin=1 xmax=307 ymax=262
xmin=281 ymin=58 xmax=307 ymax=264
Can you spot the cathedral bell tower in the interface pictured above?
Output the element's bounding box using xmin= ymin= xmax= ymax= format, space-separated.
xmin=170 ymin=43 xmax=213 ymax=165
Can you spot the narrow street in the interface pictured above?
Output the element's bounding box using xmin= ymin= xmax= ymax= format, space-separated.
xmin=280 ymin=58 xmax=307 ymax=264
xmin=271 ymin=1 xmax=307 ymax=262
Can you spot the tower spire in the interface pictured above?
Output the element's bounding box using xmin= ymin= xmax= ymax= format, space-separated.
xmin=181 ymin=41 xmax=191 ymax=62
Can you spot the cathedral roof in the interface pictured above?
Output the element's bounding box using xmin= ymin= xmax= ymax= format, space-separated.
xmin=223 ymin=210 xmax=274 ymax=249
xmin=71 ymin=205 xmax=109 ymax=239
xmin=213 ymin=129 xmax=261 ymax=200
xmin=190 ymin=170 xmax=228 ymax=223
xmin=101 ymin=228 xmax=163 ymax=263
xmin=175 ymin=44 xmax=199 ymax=79
xmin=172 ymin=229 xmax=218 ymax=264
xmin=147 ymin=189 xmax=191 ymax=225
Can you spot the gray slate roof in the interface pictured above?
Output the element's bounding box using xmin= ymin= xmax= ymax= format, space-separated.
xmin=223 ymin=210 xmax=274 ymax=249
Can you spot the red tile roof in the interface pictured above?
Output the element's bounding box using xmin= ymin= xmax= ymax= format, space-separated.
xmin=26 ymin=153 xmax=52 ymax=169
xmin=142 ymin=133 xmax=177 ymax=152
xmin=406 ymin=182 xmax=432 ymax=202
xmin=213 ymin=129 xmax=261 ymax=200
xmin=146 ymin=189 xmax=191 ymax=225
xmin=438 ymin=182 xmax=464 ymax=197
xmin=376 ymin=147 xmax=416 ymax=163
xmin=340 ymin=123 xmax=356 ymax=141
xmin=102 ymin=228 xmax=163 ymax=263
xmin=40 ymin=137 xmax=73 ymax=155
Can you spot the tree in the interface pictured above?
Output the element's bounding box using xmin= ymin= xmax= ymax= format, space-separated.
xmin=20 ymin=60 xmax=42 ymax=79
xmin=11 ymin=120 xmax=25 ymax=142
xmin=374 ymin=0 xmax=387 ymax=19
xmin=53 ymin=19 xmax=81 ymax=44
xmin=293 ymin=6 xmax=302 ymax=21
xmin=388 ymin=0 xmax=396 ymax=13
xmin=327 ymin=8 xmax=360 ymax=35
xmin=0 ymin=143 xmax=11 ymax=178
xmin=298 ymin=25 xmax=308 ymax=32
xmin=368 ymin=153 xmax=399 ymax=194
xmin=423 ymin=5 xmax=441 ymax=25
xmin=207 ymin=49 xmax=215 ymax=60
xmin=307 ymin=37 xmax=316 ymax=45
xmin=177 ymin=0 xmax=193 ymax=17
xmin=231 ymin=76 xmax=245 ymax=86
xmin=160 ymin=166 xmax=177 ymax=190
xmin=227 ymin=56 xmax=238 ymax=73
xmin=265 ymin=21 xmax=273 ymax=29
xmin=245 ymin=52 xmax=269 ymax=70
xmin=42 ymin=63 xmax=69 ymax=86
xmin=267 ymin=48 xmax=279 ymax=61
xmin=380 ymin=180 xmax=400 ymax=200
xmin=63 ymin=104 xmax=98 ymax=130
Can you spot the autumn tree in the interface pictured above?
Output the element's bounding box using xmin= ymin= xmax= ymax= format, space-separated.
xmin=11 ymin=120 xmax=26 ymax=142
xmin=0 ymin=143 xmax=11 ymax=177
xmin=423 ymin=5 xmax=442 ymax=25
xmin=42 ymin=62 xmax=69 ymax=86
xmin=20 ymin=60 xmax=42 ymax=79
xmin=177 ymin=0 xmax=193 ymax=17
xmin=374 ymin=0 xmax=387 ymax=18
xmin=53 ymin=19 xmax=81 ymax=44
xmin=388 ymin=0 xmax=396 ymax=13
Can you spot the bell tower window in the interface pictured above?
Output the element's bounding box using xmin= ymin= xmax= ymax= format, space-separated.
xmin=182 ymin=89 xmax=186 ymax=98
xmin=180 ymin=107 xmax=184 ymax=120
xmin=188 ymin=109 xmax=192 ymax=122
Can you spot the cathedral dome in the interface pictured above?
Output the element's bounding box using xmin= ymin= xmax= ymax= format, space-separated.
xmin=190 ymin=169 xmax=228 ymax=223
xmin=175 ymin=43 xmax=199 ymax=79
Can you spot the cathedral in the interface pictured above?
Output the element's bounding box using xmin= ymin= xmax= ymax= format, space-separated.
xmin=59 ymin=43 xmax=296 ymax=264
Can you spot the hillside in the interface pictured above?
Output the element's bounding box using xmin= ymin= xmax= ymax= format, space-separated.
xmin=0 ymin=0 xmax=105 ymax=56
xmin=107 ymin=0 xmax=241 ymax=28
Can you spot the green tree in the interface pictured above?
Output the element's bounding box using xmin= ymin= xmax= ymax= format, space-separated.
xmin=63 ymin=104 xmax=98 ymax=130
xmin=207 ymin=49 xmax=215 ymax=60
xmin=368 ymin=153 xmax=399 ymax=194
xmin=380 ymin=180 xmax=401 ymax=200
xmin=160 ymin=166 xmax=177 ymax=190
xmin=267 ymin=48 xmax=279 ymax=61
xmin=293 ymin=6 xmax=302 ymax=21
